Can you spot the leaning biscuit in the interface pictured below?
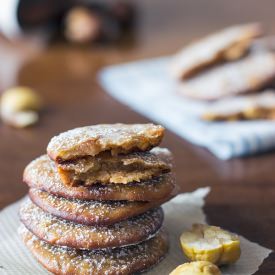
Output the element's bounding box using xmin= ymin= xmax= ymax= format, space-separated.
xmin=20 ymin=198 xmax=164 ymax=249
xmin=29 ymin=188 xmax=170 ymax=226
xmin=47 ymin=123 xmax=164 ymax=162
xmin=202 ymin=90 xmax=275 ymax=121
xmin=171 ymin=23 xmax=262 ymax=79
xmin=24 ymin=155 xmax=177 ymax=202
xmin=178 ymin=52 xmax=275 ymax=100
xmin=19 ymin=225 xmax=168 ymax=275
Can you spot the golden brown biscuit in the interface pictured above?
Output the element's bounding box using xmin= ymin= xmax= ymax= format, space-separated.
xmin=171 ymin=23 xmax=262 ymax=79
xmin=179 ymin=53 xmax=275 ymax=100
xmin=20 ymin=199 xmax=164 ymax=249
xmin=24 ymin=155 xmax=177 ymax=202
xmin=202 ymin=90 xmax=275 ymax=121
xmin=19 ymin=225 xmax=168 ymax=275
xmin=29 ymin=188 xmax=170 ymax=226
xmin=47 ymin=123 xmax=164 ymax=162
xmin=57 ymin=147 xmax=172 ymax=186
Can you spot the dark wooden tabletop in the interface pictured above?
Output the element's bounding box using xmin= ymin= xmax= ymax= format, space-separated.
xmin=1 ymin=1 xmax=275 ymax=274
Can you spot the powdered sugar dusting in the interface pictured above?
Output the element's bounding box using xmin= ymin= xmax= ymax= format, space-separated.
xmin=19 ymin=225 xmax=168 ymax=275
xmin=47 ymin=124 xmax=164 ymax=161
xmin=24 ymin=155 xmax=176 ymax=202
xmin=20 ymin=199 xmax=164 ymax=249
xmin=20 ymin=123 xmax=174 ymax=274
xmin=30 ymin=188 xmax=147 ymax=223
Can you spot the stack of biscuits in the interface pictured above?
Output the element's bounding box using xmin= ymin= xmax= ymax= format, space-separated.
xmin=19 ymin=123 xmax=177 ymax=274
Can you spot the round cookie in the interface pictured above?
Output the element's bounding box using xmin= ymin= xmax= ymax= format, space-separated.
xmin=24 ymin=155 xmax=177 ymax=202
xmin=20 ymin=225 xmax=168 ymax=275
xmin=47 ymin=123 xmax=164 ymax=162
xmin=29 ymin=188 xmax=168 ymax=226
xmin=20 ymin=199 xmax=163 ymax=249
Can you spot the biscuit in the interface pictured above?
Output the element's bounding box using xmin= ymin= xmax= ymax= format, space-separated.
xmin=171 ymin=23 xmax=262 ymax=79
xmin=57 ymin=147 xmax=172 ymax=186
xmin=202 ymin=90 xmax=275 ymax=121
xmin=20 ymin=199 xmax=163 ymax=249
xmin=29 ymin=188 xmax=170 ymax=226
xmin=47 ymin=123 xmax=164 ymax=162
xmin=19 ymin=225 xmax=168 ymax=275
xmin=24 ymin=155 xmax=177 ymax=202
xmin=179 ymin=53 xmax=275 ymax=100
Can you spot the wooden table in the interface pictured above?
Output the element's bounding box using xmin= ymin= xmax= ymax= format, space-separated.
xmin=1 ymin=0 xmax=275 ymax=274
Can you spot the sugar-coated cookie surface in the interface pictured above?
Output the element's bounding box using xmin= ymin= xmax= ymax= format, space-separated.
xmin=20 ymin=122 xmax=173 ymax=274
xmin=202 ymin=90 xmax=275 ymax=121
xmin=47 ymin=123 xmax=164 ymax=162
xmin=29 ymin=188 xmax=169 ymax=226
xmin=19 ymin=225 xmax=168 ymax=275
xmin=24 ymin=155 xmax=177 ymax=202
xmin=178 ymin=52 xmax=275 ymax=100
xmin=171 ymin=23 xmax=262 ymax=79
xmin=20 ymin=199 xmax=164 ymax=249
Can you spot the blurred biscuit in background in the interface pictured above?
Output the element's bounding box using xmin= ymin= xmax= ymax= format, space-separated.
xmin=177 ymin=52 xmax=275 ymax=100
xmin=202 ymin=90 xmax=275 ymax=121
xmin=171 ymin=23 xmax=262 ymax=80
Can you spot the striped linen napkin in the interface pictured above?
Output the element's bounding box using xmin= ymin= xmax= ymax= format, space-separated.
xmin=0 ymin=188 xmax=272 ymax=274
xmin=99 ymin=57 xmax=275 ymax=160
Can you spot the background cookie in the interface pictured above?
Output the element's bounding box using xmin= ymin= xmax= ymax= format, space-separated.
xmin=201 ymin=90 xmax=275 ymax=121
xmin=171 ymin=23 xmax=262 ymax=79
xmin=178 ymin=52 xmax=275 ymax=100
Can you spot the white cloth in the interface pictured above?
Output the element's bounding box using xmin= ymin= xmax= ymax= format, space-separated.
xmin=0 ymin=188 xmax=271 ymax=274
xmin=99 ymin=57 xmax=275 ymax=160
xmin=0 ymin=0 xmax=21 ymax=38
